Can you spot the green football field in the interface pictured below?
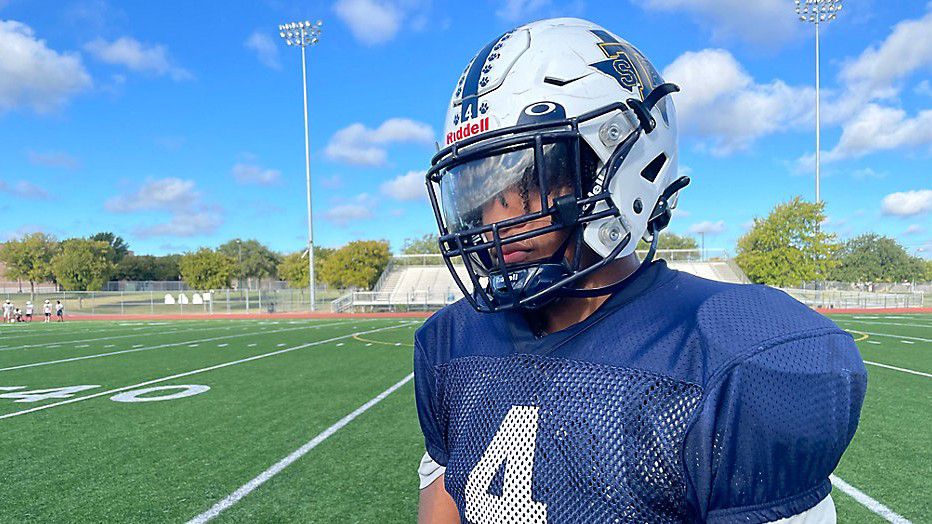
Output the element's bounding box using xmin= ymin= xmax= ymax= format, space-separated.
xmin=0 ymin=313 xmax=927 ymax=523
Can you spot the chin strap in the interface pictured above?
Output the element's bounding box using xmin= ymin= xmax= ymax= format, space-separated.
xmin=556 ymin=223 xmax=659 ymax=299
xmin=554 ymin=174 xmax=689 ymax=300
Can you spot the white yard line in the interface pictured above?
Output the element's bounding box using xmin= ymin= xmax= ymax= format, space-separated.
xmin=836 ymin=319 xmax=932 ymax=330
xmin=186 ymin=372 xmax=414 ymax=524
xmin=830 ymin=475 xmax=912 ymax=524
xmin=0 ymin=323 xmax=413 ymax=421
xmin=0 ymin=321 xmax=220 ymax=342
xmin=863 ymin=360 xmax=931 ymax=379
xmin=0 ymin=319 xmax=336 ymax=350
xmin=180 ymin=377 xmax=909 ymax=524
xmin=0 ymin=324 xmax=232 ymax=352
xmin=0 ymin=320 xmax=373 ymax=372
xmin=840 ymin=330 xmax=930 ymax=344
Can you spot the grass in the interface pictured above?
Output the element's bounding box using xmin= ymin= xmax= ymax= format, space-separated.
xmin=0 ymin=314 xmax=927 ymax=522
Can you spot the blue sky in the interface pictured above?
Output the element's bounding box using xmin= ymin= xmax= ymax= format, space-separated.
xmin=0 ymin=0 xmax=929 ymax=257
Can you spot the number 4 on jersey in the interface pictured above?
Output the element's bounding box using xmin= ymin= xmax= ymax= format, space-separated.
xmin=465 ymin=405 xmax=548 ymax=524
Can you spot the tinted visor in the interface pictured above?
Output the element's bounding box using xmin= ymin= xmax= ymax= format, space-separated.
xmin=438 ymin=141 xmax=578 ymax=234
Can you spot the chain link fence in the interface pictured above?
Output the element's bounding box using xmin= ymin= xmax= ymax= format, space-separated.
xmin=0 ymin=287 xmax=342 ymax=316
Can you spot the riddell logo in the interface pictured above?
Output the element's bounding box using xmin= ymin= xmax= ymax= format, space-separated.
xmin=446 ymin=117 xmax=490 ymax=145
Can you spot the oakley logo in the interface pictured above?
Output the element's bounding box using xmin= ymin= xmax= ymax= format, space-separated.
xmin=524 ymin=102 xmax=557 ymax=116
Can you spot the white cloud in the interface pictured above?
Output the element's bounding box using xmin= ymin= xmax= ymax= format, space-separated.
xmin=325 ymin=118 xmax=434 ymax=166
xmin=917 ymin=79 xmax=932 ymax=98
xmin=135 ymin=208 xmax=222 ymax=238
xmin=850 ymin=167 xmax=886 ymax=180
xmin=0 ymin=180 xmax=50 ymax=199
xmin=106 ymin=178 xmax=222 ymax=237
xmin=334 ymin=0 xmax=403 ymax=45
xmin=323 ymin=193 xmax=377 ymax=226
xmin=105 ymin=177 xmax=198 ymax=212
xmin=323 ymin=203 xmax=373 ymax=225
xmin=881 ymin=190 xmax=932 ymax=217
xmin=663 ymin=49 xmax=812 ymax=155
xmin=800 ymin=8 xmax=932 ymax=166
xmin=821 ymin=105 xmax=932 ymax=162
xmin=0 ymin=20 xmax=91 ymax=113
xmin=27 ymin=150 xmax=80 ymax=169
xmin=642 ymin=0 xmax=798 ymax=48
xmin=688 ymin=220 xmax=726 ymax=235
xmin=232 ymin=162 xmax=280 ymax=185
xmin=245 ymin=31 xmax=280 ymax=70
xmin=380 ymin=170 xmax=426 ymax=201
xmin=904 ymin=224 xmax=926 ymax=236
xmin=84 ymin=36 xmax=191 ymax=80
xmin=496 ymin=0 xmax=551 ymax=22
xmin=840 ymin=10 xmax=932 ymax=98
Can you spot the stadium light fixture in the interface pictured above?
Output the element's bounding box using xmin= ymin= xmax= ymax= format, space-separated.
xmin=278 ymin=19 xmax=323 ymax=311
xmin=795 ymin=0 xmax=842 ymax=205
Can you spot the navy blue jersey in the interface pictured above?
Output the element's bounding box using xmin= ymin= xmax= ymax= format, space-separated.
xmin=414 ymin=260 xmax=867 ymax=523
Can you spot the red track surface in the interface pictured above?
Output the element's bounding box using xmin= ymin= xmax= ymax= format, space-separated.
xmin=65 ymin=311 xmax=434 ymax=321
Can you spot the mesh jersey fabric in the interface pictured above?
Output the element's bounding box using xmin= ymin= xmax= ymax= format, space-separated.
xmin=413 ymin=260 xmax=867 ymax=523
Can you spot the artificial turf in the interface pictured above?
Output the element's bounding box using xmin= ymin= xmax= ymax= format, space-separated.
xmin=0 ymin=314 xmax=927 ymax=523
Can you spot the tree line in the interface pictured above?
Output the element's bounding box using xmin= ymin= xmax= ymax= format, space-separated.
xmin=1 ymin=204 xmax=928 ymax=294
xmin=735 ymin=197 xmax=932 ymax=287
xmin=0 ymin=232 xmax=393 ymax=293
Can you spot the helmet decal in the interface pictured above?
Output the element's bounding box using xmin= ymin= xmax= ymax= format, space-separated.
xmin=517 ymin=102 xmax=566 ymax=124
xmin=459 ymin=31 xmax=512 ymax=123
xmin=588 ymin=30 xmax=663 ymax=100
xmin=429 ymin=18 xmax=684 ymax=313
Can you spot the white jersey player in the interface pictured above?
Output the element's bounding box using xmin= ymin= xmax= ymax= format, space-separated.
xmin=25 ymin=301 xmax=34 ymax=321
xmin=3 ymin=300 xmax=12 ymax=322
xmin=44 ymin=300 xmax=52 ymax=322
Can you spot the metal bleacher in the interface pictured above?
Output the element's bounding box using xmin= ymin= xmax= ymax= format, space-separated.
xmin=332 ymin=250 xmax=752 ymax=312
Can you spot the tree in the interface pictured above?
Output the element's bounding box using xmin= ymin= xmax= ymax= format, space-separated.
xmin=0 ymin=232 xmax=58 ymax=294
xmin=179 ymin=249 xmax=236 ymax=290
xmin=278 ymin=252 xmax=308 ymax=288
xmin=50 ymin=239 xmax=115 ymax=291
xmin=636 ymin=232 xmax=699 ymax=251
xmin=217 ymin=239 xmax=282 ymax=288
xmin=113 ymin=254 xmax=179 ymax=281
xmin=735 ymin=197 xmax=838 ymax=287
xmin=154 ymin=254 xmax=182 ymax=281
xmin=830 ymin=234 xmax=926 ymax=283
xmin=89 ymin=232 xmax=130 ymax=263
xmin=402 ymin=233 xmax=441 ymax=255
xmin=277 ymin=247 xmax=335 ymax=288
xmin=318 ymin=240 xmax=391 ymax=289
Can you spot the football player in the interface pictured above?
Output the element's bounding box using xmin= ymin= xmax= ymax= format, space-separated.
xmin=25 ymin=301 xmax=33 ymax=322
xmin=43 ymin=299 xmax=52 ymax=322
xmin=55 ymin=300 xmax=64 ymax=322
xmin=2 ymin=299 xmax=11 ymax=323
xmin=415 ymin=18 xmax=867 ymax=523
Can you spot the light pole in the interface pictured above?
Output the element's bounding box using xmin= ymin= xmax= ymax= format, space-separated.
xmin=279 ymin=20 xmax=322 ymax=311
xmin=795 ymin=0 xmax=842 ymax=205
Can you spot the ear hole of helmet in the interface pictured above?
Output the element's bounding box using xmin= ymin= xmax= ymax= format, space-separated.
xmin=639 ymin=153 xmax=667 ymax=183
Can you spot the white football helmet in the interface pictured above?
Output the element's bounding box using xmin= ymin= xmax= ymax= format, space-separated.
xmin=427 ymin=18 xmax=686 ymax=312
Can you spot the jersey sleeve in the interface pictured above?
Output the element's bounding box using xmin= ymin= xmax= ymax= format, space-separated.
xmin=414 ymin=338 xmax=449 ymax=466
xmin=684 ymin=330 xmax=867 ymax=523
